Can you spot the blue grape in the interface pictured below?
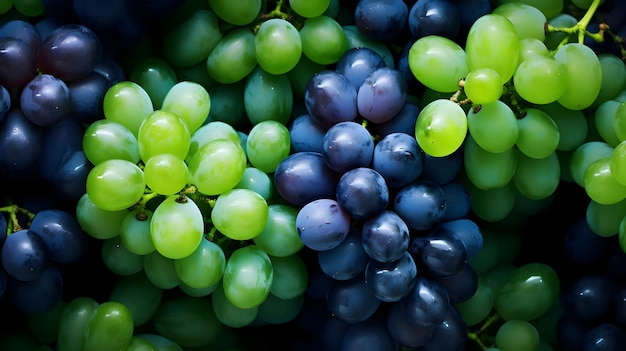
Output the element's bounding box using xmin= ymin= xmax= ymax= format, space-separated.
xmin=415 ymin=305 xmax=467 ymax=351
xmin=557 ymin=313 xmax=589 ymax=351
xmin=340 ymin=316 xmax=398 ymax=350
xmin=335 ymin=47 xmax=386 ymax=91
xmin=364 ymin=251 xmax=417 ymax=302
xmin=289 ymin=113 xmax=327 ymax=153
xmin=0 ymin=36 xmax=38 ymax=89
xmin=0 ymin=19 xmax=42 ymax=52
xmin=408 ymin=0 xmax=460 ymax=40
xmin=440 ymin=182 xmax=472 ymax=221
xmin=304 ymin=70 xmax=358 ymax=129
xmin=0 ymin=229 xmax=49 ymax=282
xmin=0 ymin=84 xmax=9 ymax=124
xmin=563 ymin=275 xmax=618 ymax=325
xmin=354 ymin=0 xmax=408 ymax=41
xmin=319 ymin=316 xmax=350 ymax=351
xmin=326 ymin=277 xmax=381 ymax=324
xmin=433 ymin=262 xmax=478 ymax=303
xmin=371 ymin=101 xmax=420 ymax=138
xmin=582 ymin=323 xmax=626 ymax=351
xmin=296 ymin=198 xmax=351 ymax=251
xmin=361 ymin=210 xmax=409 ymax=263
xmin=372 ymin=132 xmax=424 ymax=188
xmin=357 ymin=67 xmax=407 ymax=124
xmin=409 ymin=227 xmax=467 ymax=278
xmin=20 ymin=74 xmax=71 ymax=127
xmin=66 ymin=71 xmax=111 ymax=124
xmin=274 ymin=151 xmax=339 ymax=207
xmin=53 ymin=150 xmax=92 ymax=204
xmin=437 ymin=218 xmax=482 ymax=259
xmin=387 ymin=302 xmax=436 ymax=348
xmin=93 ymin=56 xmax=127 ymax=86
xmin=401 ymin=275 xmax=450 ymax=328
xmin=322 ymin=121 xmax=374 ymax=174
xmin=393 ymin=180 xmax=446 ymax=231
xmin=38 ymin=118 xmax=84 ymax=182
xmin=614 ymin=287 xmax=626 ymax=329
xmin=336 ymin=167 xmax=388 ymax=219
xmin=28 ymin=209 xmax=90 ymax=264
xmin=449 ymin=0 xmax=491 ymax=33
xmin=317 ymin=227 xmax=369 ymax=281
xmin=564 ymin=216 xmax=610 ymax=266
xmin=420 ymin=150 xmax=463 ymax=185
xmin=7 ymin=264 xmax=63 ymax=314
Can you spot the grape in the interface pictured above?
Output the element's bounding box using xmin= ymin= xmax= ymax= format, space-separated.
xmin=296 ymin=198 xmax=351 ymax=251
xmin=516 ymin=108 xmax=560 ymax=159
xmin=408 ymin=35 xmax=469 ymax=93
xmin=513 ymin=150 xmax=561 ymax=200
xmin=150 ymin=194 xmax=204 ymax=259
xmin=244 ymin=65 xmax=293 ymax=125
xmin=467 ymin=100 xmax=519 ymax=153
xmin=120 ymin=208 xmax=155 ymax=255
xmin=174 ymin=239 xmax=225 ymax=289
xmin=269 ymin=254 xmax=308 ymax=300
xmin=394 ymin=180 xmax=447 ymax=230
xmin=208 ymin=0 xmax=261 ymax=25
xmin=337 ymin=167 xmax=389 ymax=219
xmin=234 ymin=166 xmax=273 ymax=201
xmin=463 ymin=68 xmax=503 ymax=105
xmin=354 ymin=0 xmax=408 ymax=41
xmin=317 ymin=227 xmax=369 ymax=280
xmin=211 ymin=282 xmax=258 ymax=328
xmin=85 ymin=159 xmax=145 ymax=211
xmin=162 ymin=10 xmax=222 ymax=68
xmin=513 ymin=56 xmax=567 ymax=105
xmin=335 ymin=47 xmax=386 ymax=91
xmin=187 ymin=138 xmax=247 ymax=196
xmin=415 ymin=99 xmax=468 ymax=157
xmin=554 ymin=43 xmax=603 ymax=110
xmin=463 ymin=135 xmax=517 ymax=190
xmin=186 ymin=120 xmax=240 ymax=163
xmin=128 ymin=57 xmax=177 ymax=110
xmin=409 ymin=227 xmax=467 ymax=278
xmin=361 ymin=210 xmax=409 ymax=263
xmin=211 ymin=188 xmax=269 ymax=241
xmin=246 ymin=120 xmax=291 ymax=173
xmin=254 ymin=18 xmax=302 ymax=75
xmin=495 ymin=319 xmax=540 ymax=351
xmin=75 ymin=192 xmax=128 ymax=240
xmin=326 ymin=277 xmax=381 ymax=324
xmin=492 ymin=2 xmax=547 ymax=41
xmin=103 ymin=81 xmax=154 ymax=136
xmin=357 ymin=67 xmax=407 ymax=124
xmin=372 ymin=132 xmax=424 ymax=188
xmin=401 ymin=275 xmax=450 ymax=328
xmin=101 ymin=235 xmax=144 ymax=276
xmin=299 ymin=15 xmax=348 ymax=65
xmin=304 ymin=70 xmax=358 ymax=129
xmin=290 ymin=0 xmax=330 ymax=18
xmin=143 ymin=251 xmax=180 ymax=290
xmin=143 ymin=153 xmax=188 ymax=196
xmin=584 ymin=157 xmax=626 ymax=205
xmin=28 ymin=209 xmax=89 ymax=264
xmin=206 ymin=28 xmax=257 ymax=84
xmin=0 ymin=36 xmax=37 ymax=89
xmin=387 ymin=302 xmax=436 ymax=347
xmin=1 ymin=229 xmax=48 ymax=281
xmin=20 ymin=73 xmax=71 ymax=127
xmin=222 ymin=245 xmax=273 ymax=309
xmin=365 ymin=251 xmax=417 ymax=302
xmin=160 ymin=81 xmax=211 ymax=135
xmin=408 ymin=0 xmax=460 ymax=40
xmin=109 ymin=271 xmax=163 ymax=327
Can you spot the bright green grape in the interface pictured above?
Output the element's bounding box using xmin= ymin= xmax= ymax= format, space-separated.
xmin=268 ymin=254 xmax=308 ymax=300
xmin=234 ymin=167 xmax=274 ymax=202
xmin=494 ymin=262 xmax=560 ymax=321
xmin=82 ymin=119 xmax=140 ymax=165
xmin=246 ymin=120 xmax=291 ymax=173
xmin=584 ymin=157 xmax=626 ymax=205
xmin=492 ymin=2 xmax=547 ymax=41
xmin=610 ymin=140 xmax=626 ymax=186
xmin=186 ymin=120 xmax=240 ymax=163
xmin=161 ymin=81 xmax=211 ymax=134
xmin=516 ymin=108 xmax=560 ymax=159
xmin=101 ymin=236 xmax=144 ymax=276
xmin=537 ymin=102 xmax=588 ymax=151
xmin=466 ymin=14 xmax=520 ymax=84
xmin=290 ymin=0 xmax=331 ymax=17
xmin=103 ymin=81 xmax=154 ymax=136
xmin=299 ymin=15 xmax=348 ymax=65
xmin=570 ymin=141 xmax=615 ymax=187
xmin=143 ymin=251 xmax=180 ymax=290
xmin=554 ymin=43 xmax=602 ymax=110
xmin=83 ymin=301 xmax=134 ymax=351
xmin=57 ymin=297 xmax=99 ymax=351
xmin=495 ymin=320 xmax=540 ymax=351
xmin=86 ymin=159 xmax=146 ymax=211
xmin=255 ymin=293 xmax=304 ymax=325
xmin=150 ymin=195 xmax=204 ymax=259
xmin=162 ymin=10 xmax=222 ymax=68
xmin=137 ymin=110 xmax=190 ymax=162
xmin=211 ymin=189 xmax=269 ymax=241
xmin=222 ymin=245 xmax=274 ymax=309
xmin=255 ymin=18 xmax=302 ymax=75
xmin=513 ymin=56 xmax=567 ymax=105
xmin=75 ymin=193 xmax=128 ymax=240
xmin=408 ymin=35 xmax=469 ymax=93
xmin=415 ymin=99 xmax=468 ymax=157
xmin=143 ymin=154 xmax=188 ymax=195
xmin=109 ymin=271 xmax=163 ymax=328
xmin=518 ymin=38 xmax=550 ymax=63
xmin=253 ymin=204 xmax=303 ymax=257
xmin=612 ymin=101 xmax=626 ymax=142
xmin=513 ymin=150 xmax=560 ymax=200
xmin=206 ymin=28 xmax=257 ymax=84
xmin=244 ymin=66 xmax=293 ymax=125
xmin=211 ymin=282 xmax=258 ymax=328
xmin=187 ymin=139 xmax=247 ymax=196
xmin=593 ymin=99 xmax=621 ymax=146
xmin=495 ymin=0 xmax=563 ymax=20
xmin=463 ymin=68 xmax=503 ymax=105
xmin=129 ymin=57 xmax=178 ymax=110
xmin=120 ymin=208 xmax=155 ymax=255
xmin=591 ymin=53 xmax=626 ymax=109
xmin=208 ymin=0 xmax=261 ymax=25
xmin=463 ymin=136 xmax=517 ymax=190
xmin=586 ymin=198 xmax=626 ymax=237
xmin=174 ymin=239 xmax=226 ymax=289
xmin=455 ymin=276 xmax=494 ymax=327
xmin=467 ymin=100 xmax=518 ymax=153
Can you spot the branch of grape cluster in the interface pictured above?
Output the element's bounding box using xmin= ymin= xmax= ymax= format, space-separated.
xmin=546 ymin=0 xmax=604 ymax=51
xmin=0 ymin=204 xmax=35 ymax=233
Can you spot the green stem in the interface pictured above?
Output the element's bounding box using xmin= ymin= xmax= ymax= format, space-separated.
xmin=0 ymin=204 xmax=36 ymax=233
xmin=548 ymin=0 xmax=603 ymax=50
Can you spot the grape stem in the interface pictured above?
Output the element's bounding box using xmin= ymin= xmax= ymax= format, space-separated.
xmin=467 ymin=310 xmax=502 ymax=349
xmin=546 ymin=0 xmax=604 ymax=50
xmin=0 ymin=204 xmax=35 ymax=233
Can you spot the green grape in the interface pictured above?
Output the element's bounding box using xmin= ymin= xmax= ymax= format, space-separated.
xmin=513 ymin=56 xmax=566 ymax=105
xmin=129 ymin=57 xmax=178 ymax=110
xmin=57 ymin=297 xmax=99 ymax=351
xmin=537 ymin=102 xmax=588 ymax=151
xmin=467 ymin=100 xmax=519 ymax=153
xmin=83 ymin=301 xmax=134 ymax=351
xmin=163 ymin=10 xmax=222 ymax=67
xmin=463 ymin=178 xmax=516 ymax=222
xmin=211 ymin=282 xmax=258 ymax=328
xmin=244 ymin=66 xmax=293 ymax=125
xmin=591 ymin=53 xmax=626 ymax=109
xmin=161 ymin=81 xmax=211 ymax=134
xmin=492 ymin=2 xmax=547 ymax=41
xmin=186 ymin=120 xmax=241 ymax=163
xmin=268 ymin=254 xmax=308 ymax=300
xmin=494 ymin=262 xmax=560 ymax=321
xmin=124 ymin=336 xmax=158 ymax=351
xmin=513 ymin=150 xmax=560 ymax=200
xmin=187 ymin=139 xmax=247 ymax=196
xmin=206 ymin=82 xmax=248 ymax=129
xmin=495 ymin=320 xmax=540 ymax=351
xmin=103 ymin=81 xmax=154 ymax=136
xmin=586 ymin=196 xmax=626 ymax=237
xmin=415 ymin=99 xmax=468 ymax=157
xmin=612 ymin=101 xmax=626 ymax=142
xmin=27 ymin=300 xmax=66 ymax=345
xmin=342 ymin=25 xmax=394 ymax=68
xmin=206 ymin=28 xmax=257 ymax=84
xmin=463 ymin=68 xmax=503 ymax=105
xmin=178 ymin=281 xmax=219 ymax=298
xmin=254 ymin=18 xmax=302 ymax=75
xmin=135 ymin=334 xmax=183 ymax=351
xmin=253 ymin=204 xmax=303 ymax=257
xmin=150 ymin=195 xmax=204 ymax=259
xmin=618 ymin=215 xmax=626 ymax=253
xmin=466 ymin=14 xmax=520 ymax=84
xmin=208 ymin=0 xmax=261 ymax=25
xmin=543 ymin=13 xmax=577 ymax=50
xmin=610 ymin=140 xmax=626 ymax=186
xmin=174 ymin=239 xmax=226 ymax=289
xmin=570 ymin=141 xmax=614 ymax=187
xmin=517 ymin=38 xmax=550 ymax=63
xmin=82 ymin=119 xmax=140 ymax=165
xmin=464 ymin=136 xmax=517 ymax=190
xmin=101 ymin=235 xmax=144 ymax=276
xmin=0 ymin=0 xmax=12 ymax=15
xmin=152 ymin=296 xmax=223 ymax=348
xmin=75 ymin=193 xmax=128 ymax=240
xmin=12 ymin=0 xmax=44 ymax=17
xmin=143 ymin=154 xmax=189 ymax=196
xmin=86 ymin=159 xmax=146 ymax=211
xmin=495 ymin=0 xmax=563 ymax=20
xmin=143 ymin=251 xmax=181 ymax=289
xmin=234 ymin=167 xmax=273 ymax=202
xmin=584 ymin=157 xmax=626 ymax=205
xmin=222 ymin=245 xmax=274 ymax=309
xmin=255 ymin=293 xmax=304 ymax=325
xmin=455 ymin=275 xmax=494 ymax=327
xmin=137 ymin=110 xmax=190 ymax=163
xmin=246 ymin=120 xmax=291 ymax=173
xmin=109 ymin=271 xmax=163 ymax=327
xmin=299 ymin=15 xmax=348 ymax=65
xmin=408 ymin=35 xmax=469 ymax=93
xmin=120 ymin=208 xmax=155 ymax=256
xmin=516 ymin=108 xmax=560 ymax=159
xmin=554 ymin=43 xmax=602 ymax=110
xmin=290 ymin=0 xmax=331 ymax=17
xmin=211 ymin=189 xmax=269 ymax=241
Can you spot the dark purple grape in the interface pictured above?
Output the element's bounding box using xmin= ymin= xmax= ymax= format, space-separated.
xmin=415 ymin=305 xmax=467 ymax=351
xmin=564 ymin=216 xmax=610 ymax=266
xmin=66 ymin=71 xmax=110 ymax=123
xmin=354 ymin=0 xmax=408 ymax=41
xmin=364 ymin=251 xmax=417 ymax=302
xmin=437 ymin=218 xmax=482 ymax=259
xmin=52 ymin=150 xmax=92 ymax=204
xmin=409 ymin=227 xmax=467 ymax=278
xmin=582 ymin=323 xmax=626 ymax=351
xmin=387 ymin=302 xmax=436 ymax=348
xmin=318 ymin=227 xmax=369 ymax=280
xmin=39 ymin=118 xmax=84 ymax=182
xmin=420 ymin=149 xmax=463 ymax=185
xmin=0 ymin=229 xmax=49 ymax=281
xmin=372 ymin=132 xmax=424 ymax=188
xmin=401 ymin=275 xmax=450 ymax=328
xmin=336 ymin=167 xmax=388 ymax=219
xmin=370 ymin=101 xmax=420 ymax=138
xmin=449 ymin=0 xmax=491 ymax=33
xmin=296 ymin=198 xmax=351 ymax=251
xmin=357 ymin=67 xmax=407 ymax=124
xmin=7 ymin=264 xmax=63 ymax=314
xmin=37 ymin=24 xmax=102 ymax=82
xmin=408 ymin=0 xmax=460 ymax=40
xmin=304 ymin=70 xmax=358 ymax=129
xmin=0 ymin=109 xmax=44 ymax=179
xmin=0 ymin=36 xmax=38 ymax=89
xmin=28 ymin=209 xmax=90 ymax=264
xmin=289 ymin=113 xmax=327 ymax=153
xmin=434 ymin=262 xmax=478 ymax=303
xmin=340 ymin=316 xmax=398 ymax=351
xmin=361 ymin=210 xmax=409 ymax=263
xmin=322 ymin=121 xmax=374 ymax=174
xmin=439 ymin=182 xmax=472 ymax=221
xmin=20 ymin=73 xmax=71 ymax=127
xmin=393 ymin=180 xmax=446 ymax=230
xmin=0 ymin=84 xmax=10 ymax=124
xmin=563 ymin=275 xmax=618 ymax=325
xmin=326 ymin=277 xmax=381 ymax=324
xmin=92 ymin=56 xmax=127 ymax=86
xmin=335 ymin=47 xmax=386 ymax=91
xmin=0 ymin=19 xmax=42 ymax=52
